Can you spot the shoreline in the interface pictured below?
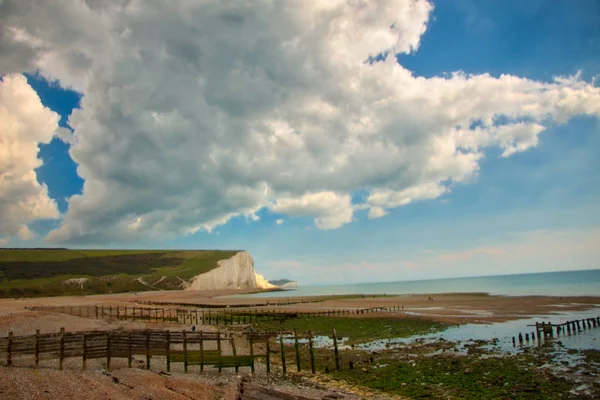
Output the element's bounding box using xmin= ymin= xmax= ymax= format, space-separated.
xmin=1 ymin=289 xmax=598 ymax=326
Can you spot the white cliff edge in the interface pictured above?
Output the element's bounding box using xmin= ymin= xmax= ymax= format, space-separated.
xmin=185 ymin=251 xmax=275 ymax=291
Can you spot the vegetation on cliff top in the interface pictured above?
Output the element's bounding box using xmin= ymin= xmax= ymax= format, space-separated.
xmin=0 ymin=249 xmax=238 ymax=298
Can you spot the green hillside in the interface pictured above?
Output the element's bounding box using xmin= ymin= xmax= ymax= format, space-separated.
xmin=0 ymin=249 xmax=239 ymax=298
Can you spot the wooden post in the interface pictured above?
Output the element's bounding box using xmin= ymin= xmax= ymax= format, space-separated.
xmin=183 ymin=330 xmax=188 ymax=373
xmin=59 ymin=327 xmax=65 ymax=370
xmin=82 ymin=333 xmax=87 ymax=370
xmin=166 ymin=330 xmax=171 ymax=372
xmin=279 ymin=335 xmax=286 ymax=374
xmin=106 ymin=331 xmax=111 ymax=371
xmin=109 ymin=306 xmax=112 ymax=321
xmin=217 ymin=330 xmax=222 ymax=374
xmin=265 ymin=337 xmax=270 ymax=374
xmin=128 ymin=331 xmax=132 ymax=368
xmin=101 ymin=305 xmax=104 ymax=319
xmin=124 ymin=306 xmax=128 ymax=320
xmin=294 ymin=329 xmax=301 ymax=372
xmin=208 ymin=309 xmax=212 ymax=325
xmin=35 ymin=329 xmax=40 ymax=368
xmin=7 ymin=332 xmax=12 ymax=367
xmin=145 ymin=330 xmax=150 ymax=369
xmin=249 ymin=332 xmax=254 ymax=375
xmin=116 ymin=306 xmax=120 ymax=320
xmin=308 ymin=331 xmax=315 ymax=374
xmin=199 ymin=331 xmax=204 ymax=374
xmin=332 ymin=329 xmax=340 ymax=371
xmin=231 ymin=336 xmax=239 ymax=374
xmin=95 ymin=306 xmax=99 ymax=319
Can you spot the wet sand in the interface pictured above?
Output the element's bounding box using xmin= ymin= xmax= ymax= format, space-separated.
xmin=1 ymin=289 xmax=598 ymax=327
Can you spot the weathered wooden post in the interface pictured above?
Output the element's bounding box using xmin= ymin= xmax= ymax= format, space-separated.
xmin=280 ymin=335 xmax=286 ymax=374
xmin=106 ymin=331 xmax=111 ymax=371
xmin=101 ymin=305 xmax=104 ymax=319
xmin=308 ymin=331 xmax=316 ymax=374
xmin=183 ymin=330 xmax=188 ymax=373
xmin=199 ymin=331 xmax=204 ymax=374
xmin=35 ymin=329 xmax=40 ymax=368
xmin=248 ymin=331 xmax=255 ymax=374
xmin=128 ymin=331 xmax=132 ymax=368
xmin=265 ymin=337 xmax=270 ymax=374
xmin=294 ymin=329 xmax=301 ymax=372
xmin=217 ymin=330 xmax=222 ymax=374
xmin=332 ymin=329 xmax=340 ymax=371
xmin=145 ymin=330 xmax=150 ymax=370
xmin=231 ymin=335 xmax=239 ymax=374
xmin=535 ymin=323 xmax=541 ymax=341
xmin=518 ymin=333 xmax=523 ymax=345
xmin=59 ymin=327 xmax=65 ymax=370
xmin=82 ymin=332 xmax=87 ymax=370
xmin=166 ymin=330 xmax=171 ymax=372
xmin=7 ymin=331 xmax=13 ymax=367
xmin=109 ymin=306 xmax=112 ymax=321
xmin=116 ymin=306 xmax=120 ymax=320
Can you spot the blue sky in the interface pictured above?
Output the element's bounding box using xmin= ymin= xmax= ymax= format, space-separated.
xmin=1 ymin=0 xmax=599 ymax=285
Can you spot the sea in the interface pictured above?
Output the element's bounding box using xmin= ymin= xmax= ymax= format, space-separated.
xmin=235 ymin=269 xmax=600 ymax=298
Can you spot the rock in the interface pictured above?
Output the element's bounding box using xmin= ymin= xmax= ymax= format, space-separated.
xmin=361 ymin=368 xmax=368 ymax=373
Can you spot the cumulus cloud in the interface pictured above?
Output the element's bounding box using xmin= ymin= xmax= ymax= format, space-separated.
xmin=0 ymin=0 xmax=599 ymax=244
xmin=0 ymin=74 xmax=60 ymax=242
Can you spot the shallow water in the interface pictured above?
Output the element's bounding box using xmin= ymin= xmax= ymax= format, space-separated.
xmin=358 ymin=308 xmax=600 ymax=353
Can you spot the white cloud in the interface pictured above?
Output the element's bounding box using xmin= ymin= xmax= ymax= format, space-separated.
xmin=368 ymin=207 xmax=387 ymax=219
xmin=275 ymin=219 xmax=284 ymax=225
xmin=271 ymin=192 xmax=354 ymax=230
xmin=0 ymin=74 xmax=60 ymax=242
xmin=1 ymin=1 xmax=599 ymax=243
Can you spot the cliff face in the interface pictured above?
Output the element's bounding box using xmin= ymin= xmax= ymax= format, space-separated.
xmin=186 ymin=251 xmax=258 ymax=291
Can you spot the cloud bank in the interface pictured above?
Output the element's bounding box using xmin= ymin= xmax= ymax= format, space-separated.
xmin=0 ymin=74 xmax=60 ymax=243
xmin=0 ymin=0 xmax=599 ymax=244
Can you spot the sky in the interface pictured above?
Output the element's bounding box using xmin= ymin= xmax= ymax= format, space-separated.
xmin=0 ymin=0 xmax=599 ymax=285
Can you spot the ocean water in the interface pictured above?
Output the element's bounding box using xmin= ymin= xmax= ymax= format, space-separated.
xmin=237 ymin=269 xmax=600 ymax=298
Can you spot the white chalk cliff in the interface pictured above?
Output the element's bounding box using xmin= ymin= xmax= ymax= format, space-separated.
xmin=186 ymin=251 xmax=273 ymax=291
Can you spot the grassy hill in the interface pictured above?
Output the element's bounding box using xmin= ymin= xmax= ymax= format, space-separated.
xmin=0 ymin=249 xmax=239 ymax=298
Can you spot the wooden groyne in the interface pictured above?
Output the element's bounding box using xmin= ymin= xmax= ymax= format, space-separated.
xmin=512 ymin=316 xmax=600 ymax=346
xmin=27 ymin=304 xmax=406 ymax=326
xmin=0 ymin=328 xmax=254 ymax=372
xmin=2 ymin=327 xmax=352 ymax=376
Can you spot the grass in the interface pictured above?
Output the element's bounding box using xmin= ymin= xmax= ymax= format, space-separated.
xmin=0 ymin=249 xmax=240 ymax=298
xmin=252 ymin=316 xmax=449 ymax=345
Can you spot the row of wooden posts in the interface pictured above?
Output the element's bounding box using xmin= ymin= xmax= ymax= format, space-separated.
xmin=513 ymin=316 xmax=600 ymax=346
xmin=1 ymin=327 xmax=345 ymax=375
xmin=27 ymin=304 xmax=405 ymax=326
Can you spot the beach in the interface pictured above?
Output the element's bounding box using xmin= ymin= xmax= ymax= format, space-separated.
xmin=1 ymin=289 xmax=599 ymax=399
